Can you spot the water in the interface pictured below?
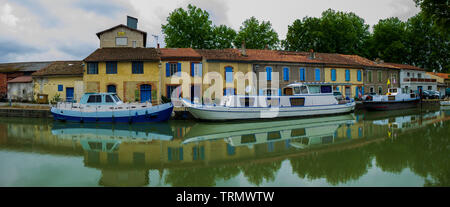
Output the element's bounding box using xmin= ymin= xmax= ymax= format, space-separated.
xmin=0 ymin=108 xmax=449 ymax=187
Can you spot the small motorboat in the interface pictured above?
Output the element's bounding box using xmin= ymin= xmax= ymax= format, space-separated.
xmin=51 ymin=93 xmax=173 ymax=123
xmin=181 ymin=82 xmax=356 ymax=121
xmin=363 ymin=88 xmax=420 ymax=111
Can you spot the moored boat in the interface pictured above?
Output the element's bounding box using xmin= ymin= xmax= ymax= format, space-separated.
xmin=51 ymin=93 xmax=174 ymax=123
xmin=181 ymin=82 xmax=356 ymax=121
xmin=362 ymin=88 xmax=420 ymax=111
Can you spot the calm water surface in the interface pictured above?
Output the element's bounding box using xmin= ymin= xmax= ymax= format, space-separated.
xmin=0 ymin=108 xmax=449 ymax=187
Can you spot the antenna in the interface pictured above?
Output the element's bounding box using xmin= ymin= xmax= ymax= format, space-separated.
xmin=152 ymin=35 xmax=159 ymax=47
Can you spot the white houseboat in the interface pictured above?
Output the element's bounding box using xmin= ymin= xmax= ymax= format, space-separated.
xmin=363 ymin=88 xmax=420 ymax=111
xmin=181 ymin=82 xmax=356 ymax=121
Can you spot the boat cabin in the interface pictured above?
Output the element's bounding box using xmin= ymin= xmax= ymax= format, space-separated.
xmin=282 ymin=83 xmax=334 ymax=95
xmin=79 ymin=93 xmax=124 ymax=105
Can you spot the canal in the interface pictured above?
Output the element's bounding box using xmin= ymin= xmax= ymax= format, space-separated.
xmin=0 ymin=107 xmax=449 ymax=187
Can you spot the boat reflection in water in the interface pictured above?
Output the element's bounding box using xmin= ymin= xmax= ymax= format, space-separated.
xmin=1 ymin=108 xmax=448 ymax=186
xmin=182 ymin=114 xmax=357 ymax=149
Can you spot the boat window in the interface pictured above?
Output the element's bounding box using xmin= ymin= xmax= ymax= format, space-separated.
xmin=240 ymin=97 xmax=254 ymax=107
xmin=402 ymin=88 xmax=406 ymax=93
xmin=291 ymin=128 xmax=306 ymax=137
xmin=389 ymin=88 xmax=397 ymax=93
xmin=105 ymin=95 xmax=114 ymax=103
xmin=320 ymin=85 xmax=332 ymax=93
xmin=267 ymin=131 xmax=281 ymax=140
xmin=293 ymin=87 xmax=300 ymax=94
xmin=309 ymin=86 xmax=320 ymax=94
xmin=300 ymin=86 xmax=308 ymax=94
xmin=241 ymin=134 xmax=256 ymax=144
xmin=88 ymin=142 xmax=102 ymax=150
xmin=290 ymin=98 xmax=305 ymax=106
xmin=112 ymin=95 xmax=121 ymax=102
xmin=87 ymin=95 xmax=102 ymax=103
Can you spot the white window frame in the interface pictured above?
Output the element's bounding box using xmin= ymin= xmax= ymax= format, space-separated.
xmin=116 ymin=37 xmax=128 ymax=46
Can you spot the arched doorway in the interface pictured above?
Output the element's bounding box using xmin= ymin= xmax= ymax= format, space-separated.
xmin=107 ymin=85 xmax=116 ymax=93
xmin=140 ymin=84 xmax=152 ymax=103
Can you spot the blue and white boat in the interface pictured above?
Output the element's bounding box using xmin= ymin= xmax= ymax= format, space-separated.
xmin=181 ymin=82 xmax=356 ymax=121
xmin=51 ymin=93 xmax=173 ymax=123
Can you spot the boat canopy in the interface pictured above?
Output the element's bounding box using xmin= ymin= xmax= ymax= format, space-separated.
xmin=283 ymin=82 xmax=334 ymax=95
xmin=79 ymin=93 xmax=123 ymax=105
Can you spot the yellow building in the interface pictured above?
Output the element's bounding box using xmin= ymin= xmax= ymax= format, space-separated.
xmin=196 ymin=49 xmax=254 ymax=103
xmin=83 ymin=48 xmax=162 ymax=104
xmin=32 ymin=61 xmax=84 ymax=103
xmin=324 ymin=66 xmax=364 ymax=99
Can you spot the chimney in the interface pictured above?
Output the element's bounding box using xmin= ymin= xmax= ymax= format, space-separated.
xmin=127 ymin=16 xmax=138 ymax=29
xmin=157 ymin=43 xmax=160 ymax=49
xmin=241 ymin=41 xmax=246 ymax=56
xmin=265 ymin=44 xmax=269 ymax=50
xmin=309 ymin=49 xmax=315 ymax=59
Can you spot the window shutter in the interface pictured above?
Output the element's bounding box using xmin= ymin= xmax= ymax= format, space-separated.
xmin=177 ymin=63 xmax=181 ymax=77
xmin=259 ymin=89 xmax=263 ymax=95
xmin=166 ymin=63 xmax=170 ymax=77
xmin=266 ymin=67 xmax=272 ymax=81
xmin=357 ymin=70 xmax=361 ymax=81
xmin=346 ymin=70 xmax=350 ymax=81
xmin=191 ymin=62 xmax=194 ymax=77
xmin=278 ymin=88 xmax=281 ymax=95
xmin=300 ymin=68 xmax=305 ymax=81
xmin=315 ymin=69 xmax=320 ymax=81
xmin=198 ymin=63 xmax=202 ymax=77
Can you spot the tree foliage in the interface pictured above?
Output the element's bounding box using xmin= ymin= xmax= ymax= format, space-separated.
xmin=211 ymin=25 xmax=236 ymax=49
xmin=414 ymin=0 xmax=449 ymax=33
xmin=282 ymin=9 xmax=370 ymax=56
xmin=369 ymin=17 xmax=408 ymax=63
xmin=233 ymin=17 xmax=280 ymax=50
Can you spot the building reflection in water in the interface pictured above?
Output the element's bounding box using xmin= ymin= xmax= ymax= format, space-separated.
xmin=0 ymin=108 xmax=448 ymax=186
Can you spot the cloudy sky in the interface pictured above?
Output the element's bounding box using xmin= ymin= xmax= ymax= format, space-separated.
xmin=0 ymin=0 xmax=420 ymax=63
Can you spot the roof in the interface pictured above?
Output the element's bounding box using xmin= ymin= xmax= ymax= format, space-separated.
xmin=96 ymin=24 xmax=147 ymax=47
xmin=339 ymin=55 xmax=400 ymax=69
xmin=0 ymin=61 xmax=53 ymax=73
xmin=83 ymin=48 xmax=160 ymax=62
xmin=195 ymin=49 xmax=363 ymax=67
xmin=32 ymin=61 xmax=83 ymax=77
xmin=385 ymin=62 xmax=425 ymax=71
xmin=7 ymin=76 xmax=32 ymax=83
xmin=427 ymin=72 xmax=450 ymax=79
xmin=158 ymin=48 xmax=202 ymax=61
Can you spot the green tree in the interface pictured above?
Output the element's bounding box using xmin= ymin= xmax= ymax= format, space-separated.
xmin=234 ymin=16 xmax=280 ymax=50
xmin=282 ymin=9 xmax=370 ymax=56
xmin=414 ymin=0 xmax=449 ymax=33
xmin=211 ymin=25 xmax=236 ymax=49
xmin=162 ymin=4 xmax=214 ymax=49
xmin=369 ymin=17 xmax=408 ymax=63
xmin=405 ymin=12 xmax=449 ymax=72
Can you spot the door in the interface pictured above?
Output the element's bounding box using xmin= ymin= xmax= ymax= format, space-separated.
xmin=140 ymin=84 xmax=152 ymax=103
xmin=66 ymin=87 xmax=74 ymax=102
xmin=107 ymin=85 xmax=116 ymax=93
xmin=345 ymin=86 xmax=351 ymax=99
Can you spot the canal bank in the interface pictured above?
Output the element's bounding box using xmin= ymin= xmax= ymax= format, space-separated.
xmin=0 ymin=100 xmax=444 ymax=119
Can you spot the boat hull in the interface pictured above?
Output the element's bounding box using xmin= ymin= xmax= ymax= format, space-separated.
xmin=51 ymin=103 xmax=174 ymax=123
xmin=182 ymin=99 xmax=355 ymax=121
xmin=363 ymin=99 xmax=420 ymax=111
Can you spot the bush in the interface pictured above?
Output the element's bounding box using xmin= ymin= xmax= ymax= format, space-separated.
xmin=50 ymin=93 xmax=61 ymax=104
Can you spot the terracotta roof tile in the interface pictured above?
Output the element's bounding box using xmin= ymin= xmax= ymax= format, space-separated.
xmin=7 ymin=76 xmax=32 ymax=83
xmin=32 ymin=61 xmax=83 ymax=76
xmin=159 ymin=48 xmax=202 ymax=61
xmin=427 ymin=72 xmax=450 ymax=79
xmin=0 ymin=62 xmax=53 ymax=73
xmin=385 ymin=62 xmax=425 ymax=71
xmin=84 ymin=47 xmax=160 ymax=62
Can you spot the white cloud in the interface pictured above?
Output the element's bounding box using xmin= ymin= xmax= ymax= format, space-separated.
xmin=0 ymin=3 xmax=18 ymax=27
xmin=0 ymin=0 xmax=421 ymax=62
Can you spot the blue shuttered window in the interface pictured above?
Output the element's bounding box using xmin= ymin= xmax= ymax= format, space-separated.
xmin=87 ymin=62 xmax=98 ymax=74
xmin=191 ymin=62 xmax=202 ymax=77
xmin=132 ymin=61 xmax=143 ymax=74
xmin=58 ymin=85 xmax=63 ymax=91
xmin=283 ymin=67 xmax=289 ymax=81
xmin=331 ymin=69 xmax=336 ymax=81
xmin=345 ymin=70 xmax=350 ymax=81
xmin=357 ymin=70 xmax=362 ymax=81
xmin=177 ymin=63 xmax=181 ymax=76
xmin=106 ymin=61 xmax=117 ymax=74
xmin=225 ymin=67 xmax=233 ymax=83
xmin=315 ymin=68 xmax=320 ymax=81
xmin=266 ymin=67 xmax=272 ymax=81
xmin=165 ymin=63 xmax=170 ymax=77
xmin=299 ymin=68 xmax=305 ymax=81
